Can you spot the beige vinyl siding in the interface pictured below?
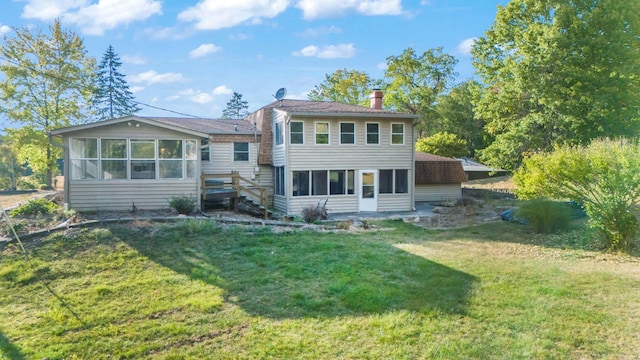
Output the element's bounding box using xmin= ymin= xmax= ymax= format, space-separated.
xmin=415 ymin=184 xmax=462 ymax=202
xmin=287 ymin=117 xmax=414 ymax=170
xmin=201 ymin=142 xmax=259 ymax=180
xmin=60 ymin=122 xmax=202 ymax=211
xmin=69 ymin=179 xmax=197 ymax=211
xmin=273 ymin=195 xmax=287 ymax=213
xmin=282 ymin=117 xmax=415 ymax=215
xmin=272 ymin=111 xmax=287 ymax=166
xmin=287 ymin=196 xmax=358 ymax=215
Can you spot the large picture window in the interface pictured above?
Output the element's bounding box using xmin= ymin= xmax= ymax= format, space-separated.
xmin=70 ymin=137 xmax=197 ymax=181
xmin=379 ymin=169 xmax=409 ymax=194
xmin=291 ymin=121 xmax=304 ymax=144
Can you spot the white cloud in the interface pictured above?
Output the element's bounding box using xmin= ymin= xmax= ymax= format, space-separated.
xmin=296 ymin=0 xmax=402 ymax=19
xmin=0 ymin=24 xmax=11 ymax=35
xmin=21 ymin=0 xmax=162 ymax=36
xmin=456 ymin=37 xmax=477 ymax=56
xmin=178 ymin=0 xmax=289 ymax=30
xmin=292 ymin=43 xmax=356 ymax=59
xmin=189 ymin=43 xmax=222 ymax=59
xmin=21 ymin=0 xmax=86 ymax=20
xmin=376 ymin=61 xmax=387 ymax=71
xmin=130 ymin=70 xmax=185 ymax=85
xmin=130 ymin=86 xmax=144 ymax=93
xmin=166 ymin=86 xmax=232 ymax=104
xmin=212 ymin=85 xmax=233 ymax=95
xmin=122 ymin=54 xmax=146 ymax=65
xmin=296 ymin=25 xmax=342 ymax=37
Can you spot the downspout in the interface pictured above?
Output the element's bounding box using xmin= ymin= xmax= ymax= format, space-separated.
xmin=48 ymin=132 xmax=69 ymax=210
xmin=411 ymin=119 xmax=419 ymax=211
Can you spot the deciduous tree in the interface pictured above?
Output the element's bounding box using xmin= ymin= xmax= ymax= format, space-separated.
xmin=307 ymin=68 xmax=382 ymax=106
xmin=433 ymin=80 xmax=486 ymax=157
xmin=384 ymin=47 xmax=458 ymax=137
xmin=93 ymin=45 xmax=140 ymax=120
xmin=0 ymin=20 xmax=96 ymax=187
xmin=416 ymin=132 xmax=469 ymax=158
xmin=473 ymin=0 xmax=640 ymax=170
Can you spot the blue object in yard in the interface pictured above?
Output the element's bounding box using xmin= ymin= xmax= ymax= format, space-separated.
xmin=501 ymin=208 xmax=528 ymax=224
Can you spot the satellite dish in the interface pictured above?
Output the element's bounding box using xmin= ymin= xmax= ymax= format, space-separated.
xmin=274 ymin=87 xmax=287 ymax=101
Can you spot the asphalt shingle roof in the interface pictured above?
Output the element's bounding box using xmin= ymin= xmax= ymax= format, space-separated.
xmin=147 ymin=117 xmax=258 ymax=135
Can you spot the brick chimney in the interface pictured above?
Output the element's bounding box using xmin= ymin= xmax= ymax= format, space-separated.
xmin=370 ymin=89 xmax=383 ymax=109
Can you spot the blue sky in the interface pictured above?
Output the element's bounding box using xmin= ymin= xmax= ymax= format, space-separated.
xmin=0 ymin=0 xmax=506 ymax=119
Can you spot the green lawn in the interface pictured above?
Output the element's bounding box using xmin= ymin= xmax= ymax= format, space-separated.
xmin=1 ymin=219 xmax=639 ymax=359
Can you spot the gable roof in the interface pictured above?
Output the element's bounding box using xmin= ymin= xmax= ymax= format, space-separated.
xmin=50 ymin=115 xmax=259 ymax=137
xmin=266 ymin=99 xmax=419 ymax=119
xmin=415 ymin=152 xmax=468 ymax=184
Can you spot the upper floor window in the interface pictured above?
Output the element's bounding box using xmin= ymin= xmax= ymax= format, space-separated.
xmin=366 ymin=123 xmax=380 ymax=144
xmin=340 ymin=122 xmax=355 ymax=144
xmin=315 ymin=122 xmax=329 ymax=145
xmin=391 ymin=123 xmax=404 ymax=145
xmin=275 ymin=122 xmax=283 ymax=145
xmin=291 ymin=121 xmax=304 ymax=144
xmin=233 ymin=142 xmax=249 ymax=162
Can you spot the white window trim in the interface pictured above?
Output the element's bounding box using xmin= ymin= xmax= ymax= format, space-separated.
xmin=233 ymin=142 xmax=250 ymax=162
xmin=290 ymin=121 xmax=304 ymax=145
xmin=275 ymin=121 xmax=284 ymax=146
xmin=391 ymin=123 xmax=405 ymax=145
xmin=339 ymin=122 xmax=356 ymax=145
xmin=315 ymin=121 xmax=330 ymax=145
xmin=366 ymin=122 xmax=380 ymax=145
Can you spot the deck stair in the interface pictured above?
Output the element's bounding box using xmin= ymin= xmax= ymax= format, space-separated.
xmin=201 ymin=171 xmax=270 ymax=218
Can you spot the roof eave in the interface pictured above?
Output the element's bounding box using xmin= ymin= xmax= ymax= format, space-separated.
xmin=284 ymin=111 xmax=419 ymax=119
xmin=50 ymin=115 xmax=209 ymax=138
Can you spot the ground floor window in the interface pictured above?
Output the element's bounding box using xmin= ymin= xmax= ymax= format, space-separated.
xmin=379 ymin=169 xmax=409 ymax=194
xmin=292 ymin=169 xmax=355 ymax=197
xmin=70 ymin=137 xmax=197 ymax=181
xmin=274 ymin=166 xmax=285 ymax=196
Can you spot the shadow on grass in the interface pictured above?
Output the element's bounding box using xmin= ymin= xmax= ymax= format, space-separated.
xmin=121 ymin=222 xmax=477 ymax=319
xmin=0 ymin=331 xmax=25 ymax=360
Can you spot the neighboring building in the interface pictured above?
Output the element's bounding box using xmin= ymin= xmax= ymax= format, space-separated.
xmin=456 ymin=157 xmax=509 ymax=180
xmin=414 ymin=152 xmax=467 ymax=202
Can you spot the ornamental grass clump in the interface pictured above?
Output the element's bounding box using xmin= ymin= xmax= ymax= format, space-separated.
xmin=515 ymin=199 xmax=572 ymax=234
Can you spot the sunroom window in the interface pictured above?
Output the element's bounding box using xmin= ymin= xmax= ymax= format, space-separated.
xmin=101 ymin=139 xmax=127 ymax=180
xmin=70 ymin=138 xmax=98 ymax=180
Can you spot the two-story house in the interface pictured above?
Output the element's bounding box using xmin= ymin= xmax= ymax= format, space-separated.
xmin=248 ymin=91 xmax=420 ymax=215
xmin=50 ymin=91 xmax=420 ymax=216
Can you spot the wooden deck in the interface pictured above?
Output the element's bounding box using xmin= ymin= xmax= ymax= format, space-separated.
xmin=201 ymin=172 xmax=269 ymax=218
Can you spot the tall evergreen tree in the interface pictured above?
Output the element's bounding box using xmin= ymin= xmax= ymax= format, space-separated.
xmin=93 ymin=45 xmax=140 ymax=120
xmin=222 ymin=92 xmax=249 ymax=119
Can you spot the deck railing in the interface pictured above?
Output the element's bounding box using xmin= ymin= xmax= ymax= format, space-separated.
xmin=201 ymin=171 xmax=269 ymax=218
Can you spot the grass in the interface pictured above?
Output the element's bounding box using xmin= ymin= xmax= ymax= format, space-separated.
xmin=1 ymin=219 xmax=639 ymax=359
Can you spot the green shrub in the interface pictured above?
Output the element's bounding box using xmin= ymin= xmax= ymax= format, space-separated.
xmin=515 ymin=199 xmax=572 ymax=234
xmin=10 ymin=198 xmax=59 ymax=216
xmin=168 ymin=195 xmax=196 ymax=215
